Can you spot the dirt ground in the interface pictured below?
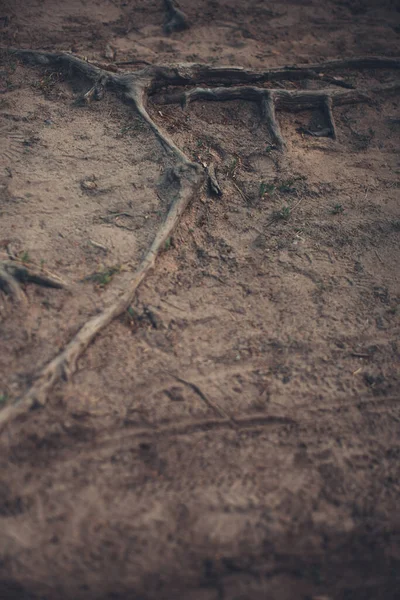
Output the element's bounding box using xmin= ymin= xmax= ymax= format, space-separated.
xmin=0 ymin=1 xmax=399 ymax=599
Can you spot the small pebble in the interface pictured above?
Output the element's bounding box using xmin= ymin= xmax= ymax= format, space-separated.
xmin=81 ymin=180 xmax=97 ymax=191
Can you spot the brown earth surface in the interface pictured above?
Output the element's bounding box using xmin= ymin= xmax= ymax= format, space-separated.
xmin=0 ymin=1 xmax=400 ymax=599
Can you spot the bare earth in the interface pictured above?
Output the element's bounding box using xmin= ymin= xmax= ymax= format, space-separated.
xmin=0 ymin=1 xmax=399 ymax=599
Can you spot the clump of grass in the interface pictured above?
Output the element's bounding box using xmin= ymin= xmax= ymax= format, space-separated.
xmin=0 ymin=393 xmax=8 ymax=406
xmin=84 ymin=265 xmax=120 ymax=286
xmin=20 ymin=250 xmax=30 ymax=263
xmin=269 ymin=175 xmax=306 ymax=195
xmin=274 ymin=205 xmax=291 ymax=221
xmin=278 ymin=179 xmax=296 ymax=194
xmin=331 ymin=203 xmax=345 ymax=215
xmin=228 ymin=157 xmax=238 ymax=177
xmin=259 ymin=181 xmax=275 ymax=198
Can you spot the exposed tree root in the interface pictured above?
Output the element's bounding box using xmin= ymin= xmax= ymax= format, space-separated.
xmin=261 ymin=93 xmax=285 ymax=150
xmin=143 ymin=56 xmax=400 ymax=92
xmin=207 ymin=163 xmax=222 ymax=197
xmin=0 ymin=48 xmax=398 ymax=431
xmin=0 ymin=259 xmax=66 ymax=303
xmin=155 ymin=83 xmax=398 ymax=149
xmin=0 ymin=263 xmax=26 ymax=303
xmin=164 ymin=0 xmax=189 ymax=34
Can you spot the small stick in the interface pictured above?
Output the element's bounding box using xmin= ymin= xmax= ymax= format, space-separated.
xmin=89 ymin=239 xmax=108 ymax=252
xmin=231 ymin=180 xmax=250 ymax=203
xmin=116 ymin=59 xmax=151 ymax=67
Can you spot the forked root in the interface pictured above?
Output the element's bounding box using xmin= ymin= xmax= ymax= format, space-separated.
xmin=0 ymin=163 xmax=203 ymax=431
xmin=155 ymin=83 xmax=398 ymax=149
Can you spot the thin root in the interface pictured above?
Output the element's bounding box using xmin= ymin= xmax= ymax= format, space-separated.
xmin=168 ymin=373 xmax=236 ymax=427
xmin=0 ymin=264 xmax=26 ymax=303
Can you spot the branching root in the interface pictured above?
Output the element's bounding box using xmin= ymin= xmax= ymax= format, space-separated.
xmin=0 ymin=47 xmax=398 ymax=431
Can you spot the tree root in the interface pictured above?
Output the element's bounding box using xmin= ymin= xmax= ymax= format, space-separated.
xmin=0 ymin=260 xmax=67 ymax=303
xmin=0 ymin=48 xmax=398 ymax=432
xmin=164 ymin=0 xmax=189 ymax=34
xmin=0 ymin=263 xmax=26 ymax=303
xmin=73 ymin=74 xmax=107 ymax=105
xmin=155 ymin=83 xmax=398 ymax=149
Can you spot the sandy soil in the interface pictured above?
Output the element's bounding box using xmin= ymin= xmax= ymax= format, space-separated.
xmin=0 ymin=1 xmax=399 ymax=599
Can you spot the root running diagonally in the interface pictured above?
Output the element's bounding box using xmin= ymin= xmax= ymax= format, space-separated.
xmin=0 ymin=48 xmax=398 ymax=431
